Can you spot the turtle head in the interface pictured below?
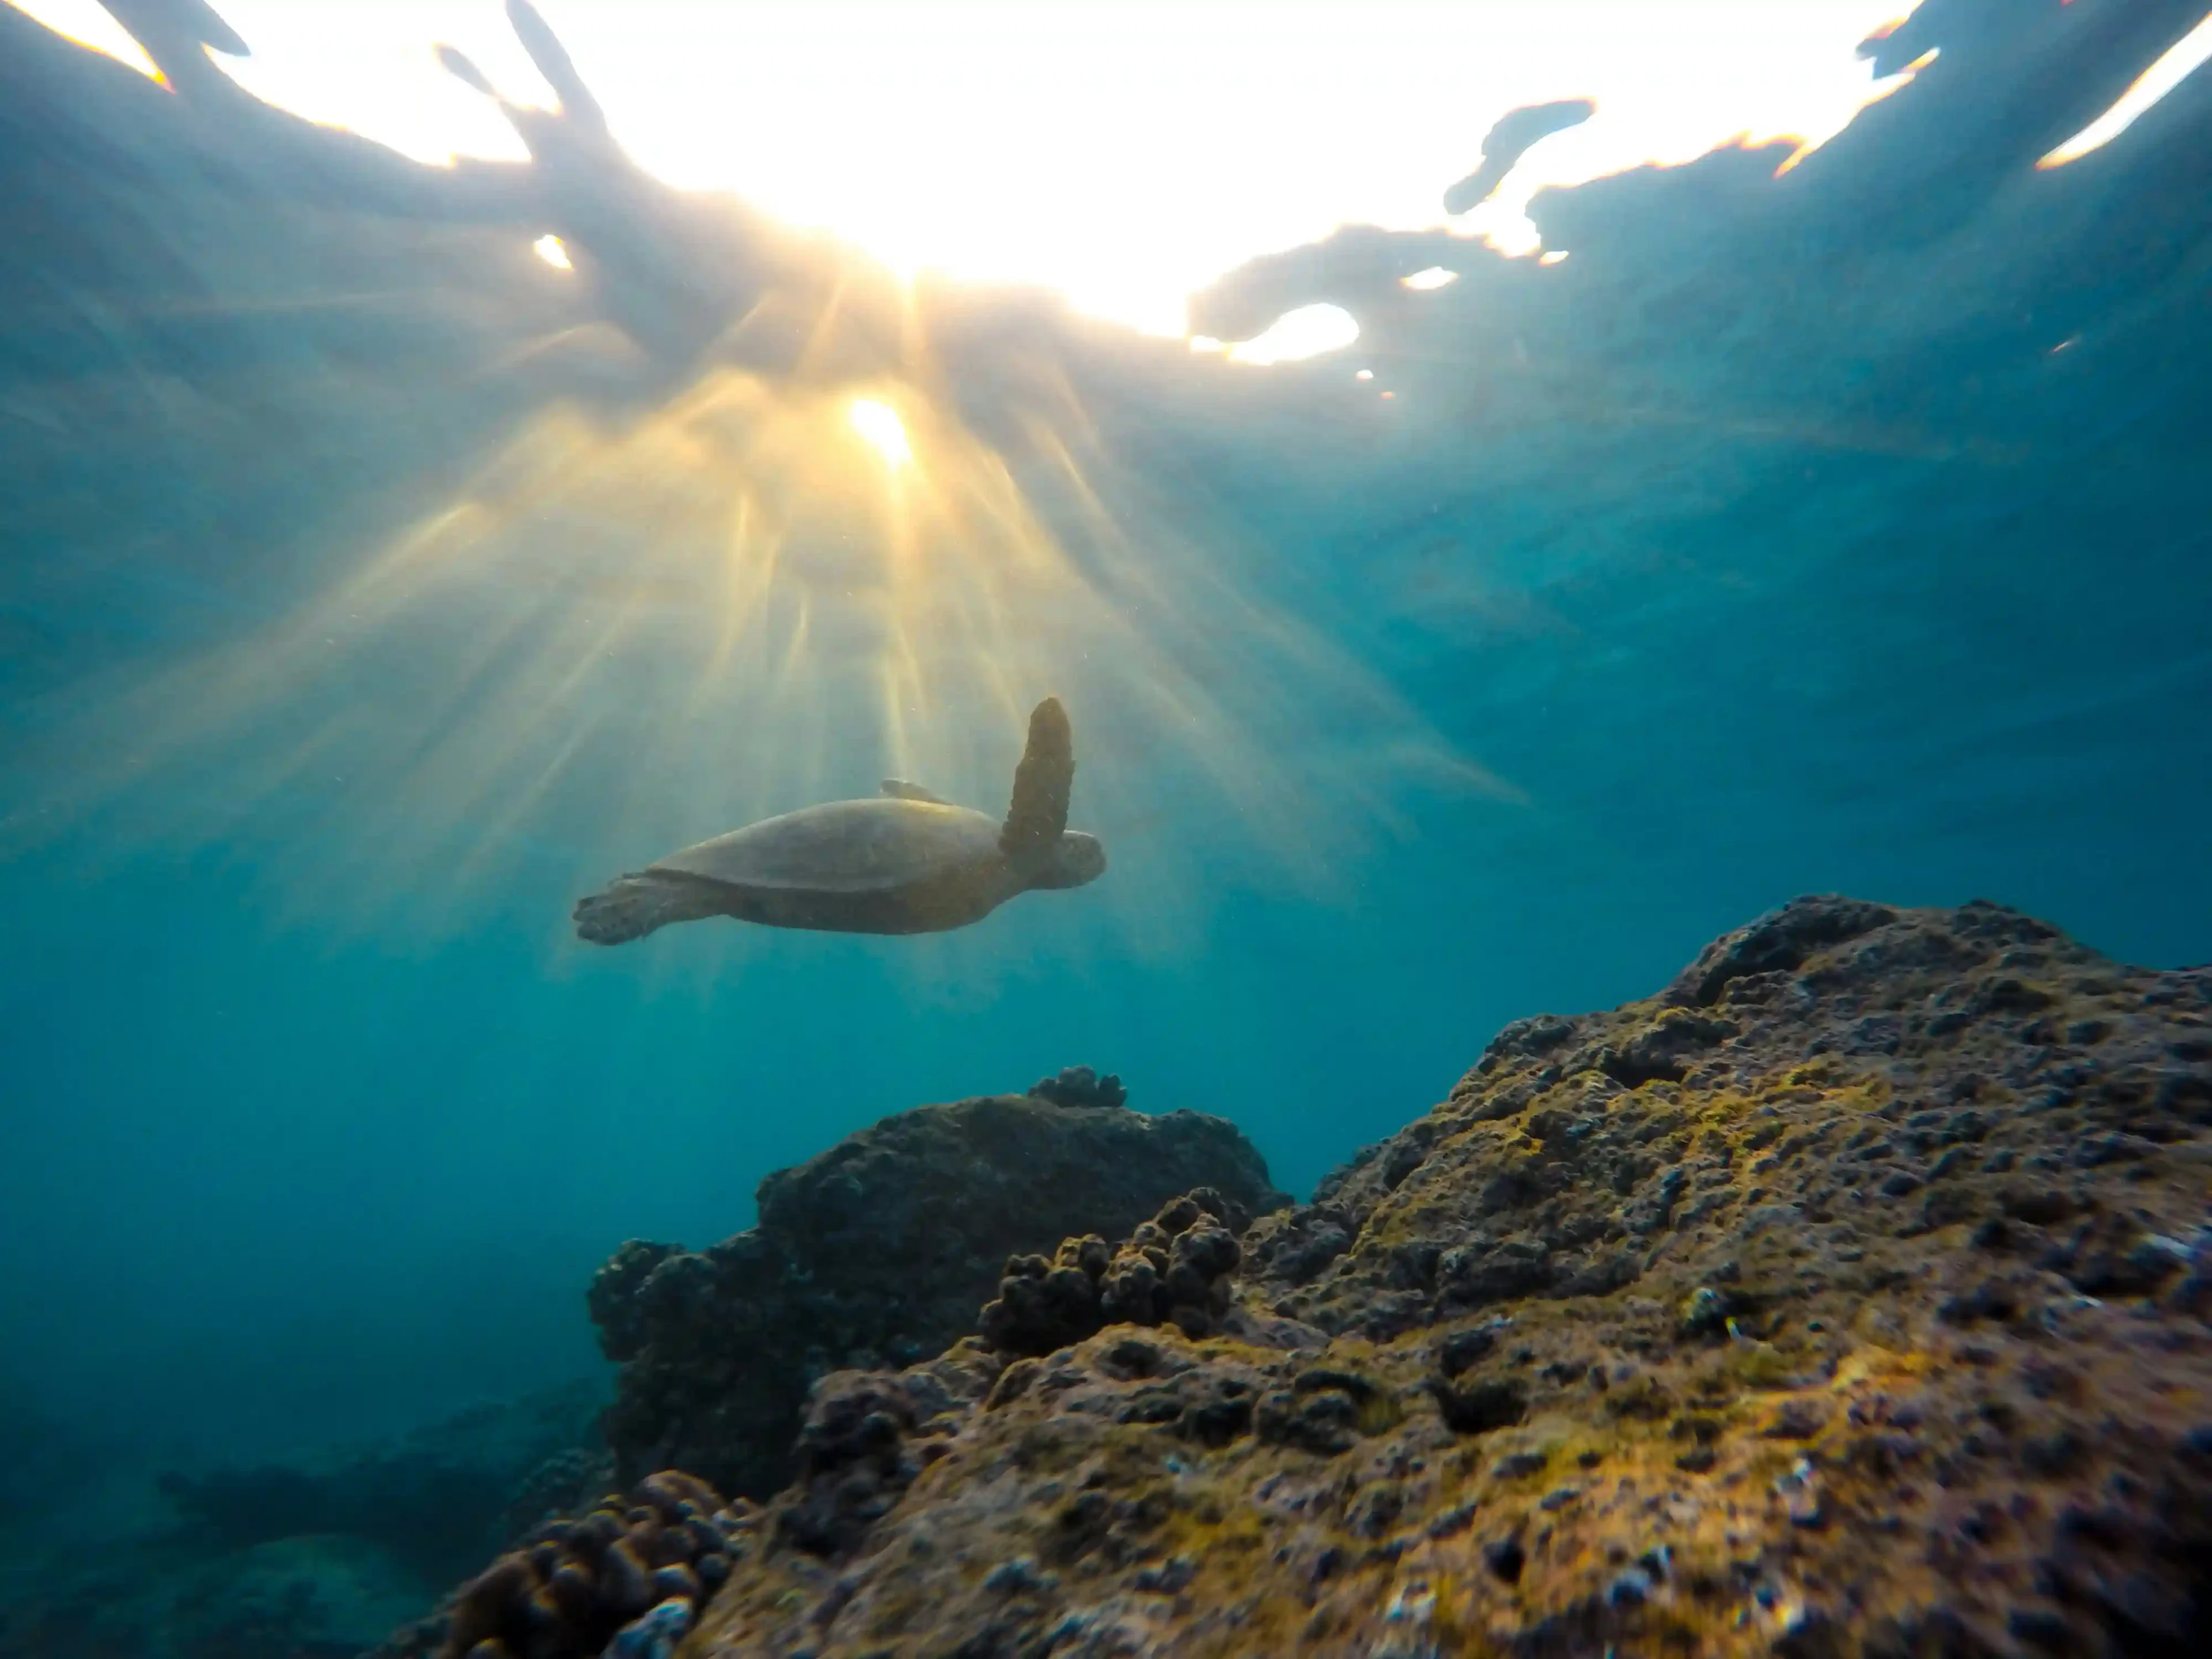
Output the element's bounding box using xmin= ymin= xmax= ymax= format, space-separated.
xmin=1029 ymin=830 xmax=1105 ymax=890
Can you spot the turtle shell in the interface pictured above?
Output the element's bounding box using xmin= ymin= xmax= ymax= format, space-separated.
xmin=649 ymin=797 xmax=1003 ymax=895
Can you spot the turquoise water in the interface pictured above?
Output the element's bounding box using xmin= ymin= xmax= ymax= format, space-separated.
xmin=3 ymin=0 xmax=2210 ymax=1620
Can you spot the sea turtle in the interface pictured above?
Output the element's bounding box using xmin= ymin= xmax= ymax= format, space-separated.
xmin=573 ymin=697 xmax=1105 ymax=944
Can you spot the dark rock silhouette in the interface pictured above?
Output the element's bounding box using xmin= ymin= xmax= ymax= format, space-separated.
xmin=586 ymin=1089 xmax=1287 ymax=1498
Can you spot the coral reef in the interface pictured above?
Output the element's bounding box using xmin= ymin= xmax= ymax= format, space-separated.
xmin=680 ymin=899 xmax=2212 ymax=1657
xmin=587 ymin=1085 xmax=1288 ymax=1498
xmin=367 ymin=1471 xmax=747 ymax=1659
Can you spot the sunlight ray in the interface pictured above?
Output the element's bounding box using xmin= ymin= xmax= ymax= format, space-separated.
xmin=10 ymin=287 xmax=1525 ymax=964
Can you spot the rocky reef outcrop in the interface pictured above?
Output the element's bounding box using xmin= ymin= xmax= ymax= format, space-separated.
xmin=681 ymin=898 xmax=2212 ymax=1657
xmin=586 ymin=1086 xmax=1288 ymax=1500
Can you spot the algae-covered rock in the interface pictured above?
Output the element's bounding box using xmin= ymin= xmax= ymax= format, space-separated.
xmin=690 ymin=899 xmax=2212 ymax=1658
xmin=589 ymin=1087 xmax=1288 ymax=1498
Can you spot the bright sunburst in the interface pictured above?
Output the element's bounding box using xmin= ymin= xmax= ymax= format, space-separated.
xmin=5 ymin=0 xmax=1519 ymax=964
xmin=13 ymin=0 xmax=1948 ymax=967
xmin=13 ymin=329 xmax=1506 ymax=969
xmin=847 ymin=399 xmax=912 ymax=469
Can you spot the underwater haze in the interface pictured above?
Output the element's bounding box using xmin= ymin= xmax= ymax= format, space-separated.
xmin=3 ymin=0 xmax=2212 ymax=1650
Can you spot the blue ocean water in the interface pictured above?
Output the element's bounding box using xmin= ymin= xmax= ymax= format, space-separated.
xmin=3 ymin=0 xmax=2211 ymax=1647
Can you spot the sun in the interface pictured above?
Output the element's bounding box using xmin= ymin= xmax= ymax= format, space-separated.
xmin=848 ymin=398 xmax=912 ymax=469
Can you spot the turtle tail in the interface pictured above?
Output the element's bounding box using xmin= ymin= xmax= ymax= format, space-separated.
xmin=1000 ymin=696 xmax=1074 ymax=865
xmin=573 ymin=872 xmax=724 ymax=945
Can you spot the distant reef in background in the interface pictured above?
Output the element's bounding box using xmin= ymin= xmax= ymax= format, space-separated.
xmin=0 ymin=1380 xmax=606 ymax=1658
xmin=391 ymin=896 xmax=2212 ymax=1659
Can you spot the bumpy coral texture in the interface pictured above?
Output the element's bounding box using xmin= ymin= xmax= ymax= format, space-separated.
xmin=692 ymin=899 xmax=2212 ymax=1658
xmin=426 ymin=1470 xmax=745 ymax=1659
xmin=588 ymin=1090 xmax=1288 ymax=1499
xmin=979 ymin=1188 xmax=1251 ymax=1357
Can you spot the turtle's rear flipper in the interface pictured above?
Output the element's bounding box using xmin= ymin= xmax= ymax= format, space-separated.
xmin=1000 ymin=696 xmax=1073 ymax=865
xmin=573 ymin=872 xmax=724 ymax=945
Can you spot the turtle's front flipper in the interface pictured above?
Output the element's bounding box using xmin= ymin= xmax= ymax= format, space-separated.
xmin=881 ymin=779 xmax=951 ymax=805
xmin=573 ymin=871 xmax=726 ymax=945
xmin=1000 ymin=697 xmax=1073 ymax=864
